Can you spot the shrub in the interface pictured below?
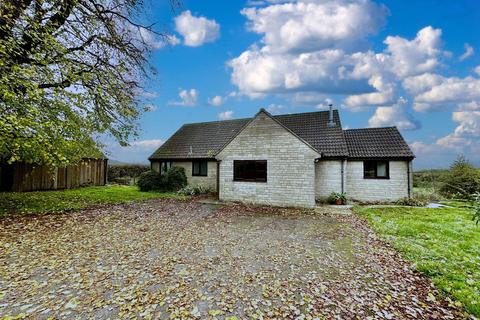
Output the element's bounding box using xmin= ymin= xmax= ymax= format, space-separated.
xmin=440 ymin=156 xmax=480 ymax=199
xmin=165 ymin=167 xmax=187 ymax=191
xmin=395 ymin=197 xmax=428 ymax=207
xmin=137 ymin=167 xmax=187 ymax=192
xmin=137 ymin=171 xmax=163 ymax=192
xmin=178 ymin=185 xmax=212 ymax=196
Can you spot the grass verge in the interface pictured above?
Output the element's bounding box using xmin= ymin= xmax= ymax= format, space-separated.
xmin=354 ymin=206 xmax=480 ymax=316
xmin=0 ymin=185 xmax=185 ymax=217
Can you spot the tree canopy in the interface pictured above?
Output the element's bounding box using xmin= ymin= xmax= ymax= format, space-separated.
xmin=440 ymin=155 xmax=480 ymax=198
xmin=0 ymin=0 xmax=176 ymax=166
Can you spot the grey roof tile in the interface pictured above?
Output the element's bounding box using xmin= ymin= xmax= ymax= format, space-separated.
xmin=344 ymin=127 xmax=415 ymax=159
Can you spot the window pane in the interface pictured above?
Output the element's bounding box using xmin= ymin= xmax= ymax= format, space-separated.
xmin=377 ymin=161 xmax=387 ymax=177
xmin=193 ymin=162 xmax=200 ymax=175
xmin=364 ymin=161 xmax=376 ymax=178
xmin=200 ymin=161 xmax=208 ymax=176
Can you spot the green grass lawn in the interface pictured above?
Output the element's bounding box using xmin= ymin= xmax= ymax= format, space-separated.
xmin=354 ymin=206 xmax=480 ymax=316
xmin=0 ymin=185 xmax=185 ymax=217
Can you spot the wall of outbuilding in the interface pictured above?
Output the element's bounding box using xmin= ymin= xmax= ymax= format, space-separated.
xmin=345 ymin=160 xmax=409 ymax=201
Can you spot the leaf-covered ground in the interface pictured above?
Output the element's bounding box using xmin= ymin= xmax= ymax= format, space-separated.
xmin=0 ymin=199 xmax=468 ymax=319
xmin=0 ymin=185 xmax=184 ymax=217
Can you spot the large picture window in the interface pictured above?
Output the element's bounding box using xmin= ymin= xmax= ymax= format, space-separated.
xmin=192 ymin=161 xmax=208 ymax=176
xmin=234 ymin=160 xmax=267 ymax=182
xmin=364 ymin=160 xmax=389 ymax=179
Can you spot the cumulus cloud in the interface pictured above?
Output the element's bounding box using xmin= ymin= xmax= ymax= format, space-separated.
xmin=138 ymin=27 xmax=180 ymax=50
xmin=368 ymin=99 xmax=420 ymax=130
xmin=345 ymin=75 xmax=396 ymax=107
xmin=414 ymin=76 xmax=480 ymax=104
xmin=452 ymin=111 xmax=480 ymax=137
xmin=459 ymin=43 xmax=474 ymax=61
xmin=175 ymin=11 xmax=220 ymax=47
xmin=242 ymin=0 xmax=387 ymax=53
xmin=218 ymin=110 xmax=234 ymax=120
xmin=230 ymin=0 xmax=446 ymax=107
xmin=383 ymin=26 xmax=444 ymax=78
xmin=169 ymin=89 xmax=199 ymax=106
xmin=208 ymin=95 xmax=224 ymax=106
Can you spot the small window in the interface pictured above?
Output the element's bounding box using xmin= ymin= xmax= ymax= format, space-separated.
xmin=364 ymin=160 xmax=389 ymax=179
xmin=160 ymin=161 xmax=172 ymax=174
xmin=192 ymin=161 xmax=208 ymax=176
xmin=234 ymin=160 xmax=267 ymax=182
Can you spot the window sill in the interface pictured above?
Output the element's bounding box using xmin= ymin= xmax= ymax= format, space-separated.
xmin=363 ymin=176 xmax=390 ymax=180
xmin=192 ymin=174 xmax=208 ymax=177
xmin=233 ymin=180 xmax=267 ymax=183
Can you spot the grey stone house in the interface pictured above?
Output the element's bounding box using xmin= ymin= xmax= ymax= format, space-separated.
xmin=149 ymin=108 xmax=414 ymax=208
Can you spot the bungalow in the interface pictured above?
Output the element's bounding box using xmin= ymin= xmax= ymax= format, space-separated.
xmin=149 ymin=108 xmax=414 ymax=208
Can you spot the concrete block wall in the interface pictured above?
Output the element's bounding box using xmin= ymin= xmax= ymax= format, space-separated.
xmin=346 ymin=160 xmax=409 ymax=201
xmin=216 ymin=112 xmax=319 ymax=208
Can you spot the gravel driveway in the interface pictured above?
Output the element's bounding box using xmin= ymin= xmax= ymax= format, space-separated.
xmin=0 ymin=199 xmax=466 ymax=319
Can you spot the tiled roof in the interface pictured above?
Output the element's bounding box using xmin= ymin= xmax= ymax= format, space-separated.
xmin=149 ymin=110 xmax=414 ymax=160
xmin=344 ymin=127 xmax=415 ymax=159
xmin=275 ymin=110 xmax=348 ymax=157
xmin=149 ymin=118 xmax=250 ymax=159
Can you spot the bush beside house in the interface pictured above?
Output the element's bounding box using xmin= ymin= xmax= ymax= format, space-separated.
xmin=137 ymin=167 xmax=187 ymax=192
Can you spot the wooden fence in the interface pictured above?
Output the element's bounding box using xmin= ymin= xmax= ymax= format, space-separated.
xmin=0 ymin=159 xmax=108 ymax=192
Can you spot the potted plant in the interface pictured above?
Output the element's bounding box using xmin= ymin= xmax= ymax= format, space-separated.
xmin=328 ymin=192 xmax=347 ymax=205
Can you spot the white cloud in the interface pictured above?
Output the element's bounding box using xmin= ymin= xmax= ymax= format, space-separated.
xmin=138 ymin=27 xmax=180 ymax=50
xmin=383 ymin=26 xmax=444 ymax=78
xmin=452 ymin=111 xmax=480 ymax=137
xmin=174 ymin=11 xmax=220 ymax=47
xmin=402 ymin=73 xmax=444 ymax=95
xmin=218 ymin=110 xmax=234 ymax=120
xmin=242 ymin=0 xmax=387 ymax=53
xmin=169 ymin=88 xmax=199 ymax=106
xmin=345 ymin=75 xmax=396 ymax=107
xmin=414 ymin=76 xmax=480 ymax=104
xmin=475 ymin=65 xmax=480 ymax=76
xmin=265 ymin=104 xmax=285 ymax=115
xmin=459 ymin=43 xmax=474 ymax=61
xmin=458 ymin=101 xmax=480 ymax=111
xmin=230 ymin=0 xmax=446 ymax=108
xmin=130 ymin=139 xmax=164 ymax=148
xmin=208 ymin=95 xmax=224 ymax=106
xmin=368 ymin=99 xmax=420 ymax=130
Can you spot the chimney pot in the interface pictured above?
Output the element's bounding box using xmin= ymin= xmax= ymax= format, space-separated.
xmin=328 ymin=104 xmax=336 ymax=127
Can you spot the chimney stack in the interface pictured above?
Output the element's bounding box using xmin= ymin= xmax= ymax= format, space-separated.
xmin=328 ymin=104 xmax=336 ymax=127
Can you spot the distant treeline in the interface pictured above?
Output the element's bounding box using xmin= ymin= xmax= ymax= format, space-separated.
xmin=108 ymin=164 xmax=150 ymax=185
xmin=414 ymin=156 xmax=480 ymax=199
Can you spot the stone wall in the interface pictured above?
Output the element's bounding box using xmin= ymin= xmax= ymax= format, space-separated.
xmin=346 ymin=160 xmax=409 ymax=201
xmin=216 ymin=112 xmax=319 ymax=208
xmin=315 ymin=160 xmax=344 ymax=198
xmin=151 ymin=160 xmax=217 ymax=191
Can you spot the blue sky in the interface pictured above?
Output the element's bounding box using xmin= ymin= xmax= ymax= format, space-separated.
xmin=107 ymin=0 xmax=480 ymax=169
